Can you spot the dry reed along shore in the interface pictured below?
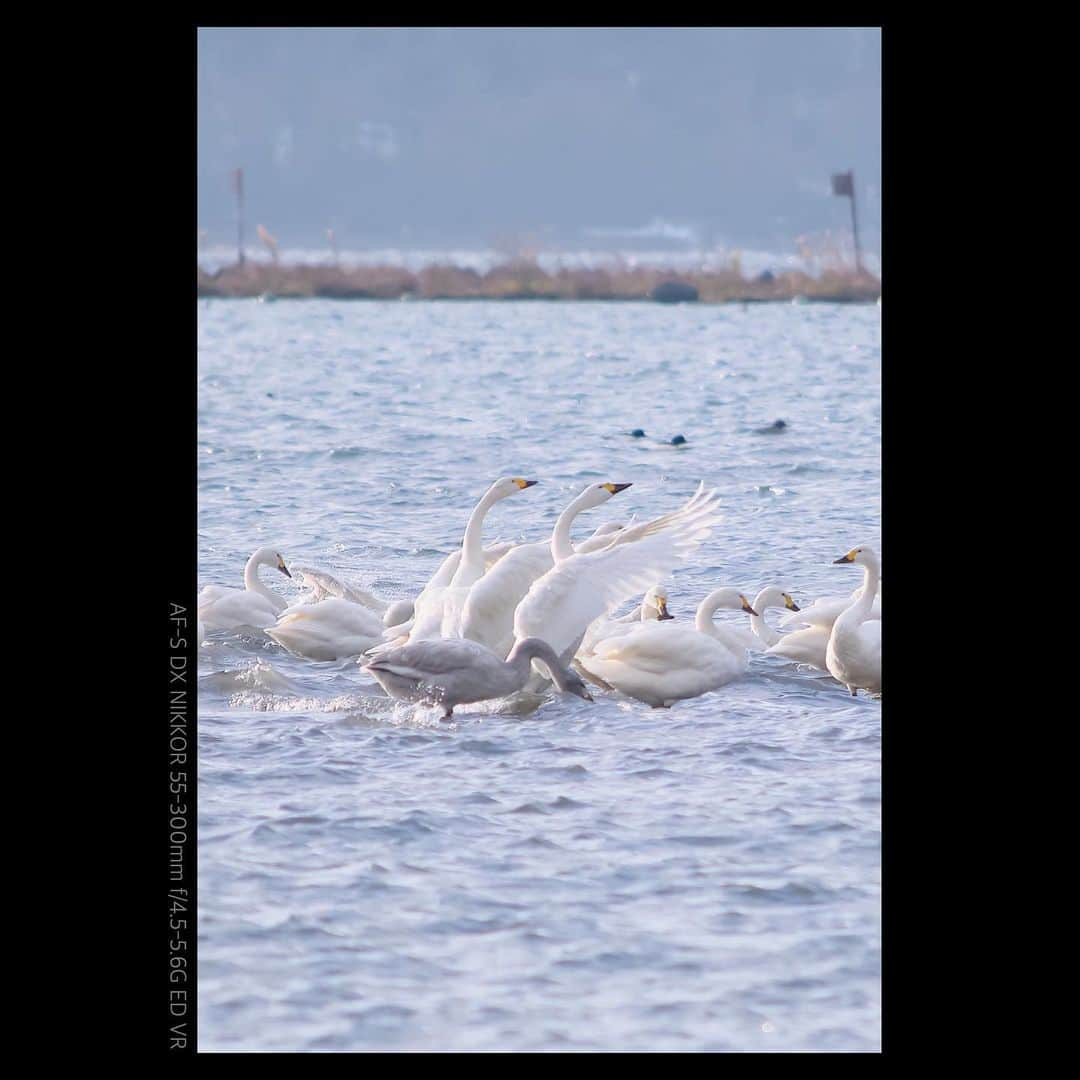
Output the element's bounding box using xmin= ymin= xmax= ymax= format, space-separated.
xmin=198 ymin=258 xmax=880 ymax=304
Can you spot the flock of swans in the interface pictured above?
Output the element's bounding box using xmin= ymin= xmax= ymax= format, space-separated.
xmin=199 ymin=476 xmax=882 ymax=718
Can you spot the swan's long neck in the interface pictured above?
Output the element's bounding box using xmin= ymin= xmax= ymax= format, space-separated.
xmin=508 ymin=638 xmax=573 ymax=690
xmin=695 ymin=593 xmax=748 ymax=652
xmin=455 ymin=485 xmax=505 ymax=583
xmin=750 ymin=589 xmax=782 ymax=647
xmin=551 ymin=490 xmax=596 ymax=561
xmin=837 ymin=559 xmax=880 ymax=632
xmin=244 ymin=554 xmax=282 ymax=605
xmin=695 ymin=596 xmax=723 ymax=634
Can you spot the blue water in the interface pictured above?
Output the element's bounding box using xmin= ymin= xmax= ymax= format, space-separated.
xmin=198 ymin=298 xmax=881 ymax=1051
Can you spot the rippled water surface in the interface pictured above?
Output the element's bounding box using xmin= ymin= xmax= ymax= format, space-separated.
xmin=198 ymin=299 xmax=881 ymax=1051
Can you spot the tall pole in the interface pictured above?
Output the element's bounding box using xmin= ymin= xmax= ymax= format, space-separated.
xmin=831 ymin=169 xmax=862 ymax=274
xmin=849 ymin=171 xmax=862 ymax=274
xmin=232 ymin=168 xmax=245 ymax=267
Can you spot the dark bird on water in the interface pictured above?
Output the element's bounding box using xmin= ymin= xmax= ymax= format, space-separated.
xmin=670 ymin=434 xmax=687 ymax=446
xmin=755 ymin=419 xmax=787 ymax=434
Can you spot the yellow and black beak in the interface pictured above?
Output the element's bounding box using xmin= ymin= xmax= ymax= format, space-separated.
xmin=513 ymin=478 xmax=539 ymax=489
xmin=783 ymin=594 xmax=800 ymax=612
xmin=603 ymin=482 xmax=633 ymax=495
xmin=740 ymin=596 xmax=759 ymax=616
xmin=656 ymin=597 xmax=674 ymax=621
xmin=277 ymin=558 xmax=292 ymax=578
xmin=833 ymin=550 xmax=858 ymax=564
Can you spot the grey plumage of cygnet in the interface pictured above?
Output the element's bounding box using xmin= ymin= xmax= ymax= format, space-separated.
xmin=362 ymin=636 xmax=594 ymax=719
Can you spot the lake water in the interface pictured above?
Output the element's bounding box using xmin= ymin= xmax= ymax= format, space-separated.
xmin=197 ymin=298 xmax=881 ymax=1051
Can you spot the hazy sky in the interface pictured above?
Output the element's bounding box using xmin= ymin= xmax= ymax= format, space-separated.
xmin=197 ymin=28 xmax=881 ymax=255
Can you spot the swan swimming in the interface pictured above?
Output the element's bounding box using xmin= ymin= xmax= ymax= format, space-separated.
xmin=580 ymin=587 xmax=758 ymax=707
xmin=768 ymin=583 xmax=880 ymax=672
xmin=198 ymin=546 xmax=292 ymax=631
xmin=266 ymin=597 xmax=387 ymax=660
xmin=362 ymin=636 xmax=593 ymax=719
xmin=826 ymin=546 xmax=882 ymax=695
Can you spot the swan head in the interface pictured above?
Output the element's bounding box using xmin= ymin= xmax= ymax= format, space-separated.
xmin=834 ymin=546 xmax=879 ymax=569
xmin=643 ymin=585 xmax=674 ymax=621
xmin=577 ymin=481 xmax=632 ymax=511
xmin=753 ymin=586 xmax=801 ymax=613
xmin=252 ymin=546 xmax=291 ymax=577
xmin=491 ymin=476 xmax=539 ymax=500
xmin=559 ymin=669 xmax=594 ymax=703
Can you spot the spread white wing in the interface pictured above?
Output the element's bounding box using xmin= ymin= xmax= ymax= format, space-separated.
xmin=514 ymin=487 xmax=721 ymax=658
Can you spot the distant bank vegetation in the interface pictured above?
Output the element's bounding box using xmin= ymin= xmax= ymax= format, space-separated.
xmin=197 ymin=257 xmax=880 ymax=304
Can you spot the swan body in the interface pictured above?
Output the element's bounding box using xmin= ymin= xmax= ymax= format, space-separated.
xmin=408 ymin=477 xmax=537 ymax=642
xmin=580 ymin=587 xmax=757 ymax=707
xmin=765 ymin=625 xmax=834 ymax=671
xmin=266 ymin=598 xmax=386 ymax=660
xmin=363 ymin=636 xmax=593 ymax=718
xmin=198 ymin=546 xmax=292 ymax=631
xmin=826 ymin=546 xmax=882 ymax=695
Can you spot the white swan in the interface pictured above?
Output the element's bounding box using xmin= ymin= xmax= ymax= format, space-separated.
xmin=768 ymin=583 xmax=880 ymax=672
xmin=198 ymin=546 xmax=292 ymax=631
xmin=580 ymin=587 xmax=757 ymax=707
xmin=362 ymin=636 xmax=593 ymax=719
xmin=826 ymin=546 xmax=882 ymax=695
xmin=458 ymin=481 xmax=634 ymax=657
xmin=266 ymin=598 xmax=386 ymax=660
xmin=512 ymin=484 xmax=722 ymax=668
xmin=407 ymin=476 xmax=538 ymax=642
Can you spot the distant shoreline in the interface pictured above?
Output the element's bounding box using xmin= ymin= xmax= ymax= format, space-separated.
xmin=197 ymin=260 xmax=881 ymax=305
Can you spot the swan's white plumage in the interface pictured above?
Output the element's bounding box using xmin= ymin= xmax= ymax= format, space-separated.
xmin=198 ymin=546 xmax=291 ymax=631
xmin=266 ymin=598 xmax=385 ymax=660
xmin=766 ymin=625 xmax=832 ymax=670
xmin=579 ymin=586 xmax=754 ymax=706
xmin=459 ymin=542 xmax=555 ymax=655
xmin=584 ymin=623 xmax=744 ymax=707
xmin=824 ymin=546 xmax=883 ymax=694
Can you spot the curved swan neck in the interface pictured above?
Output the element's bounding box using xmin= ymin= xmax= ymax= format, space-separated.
xmin=552 ymin=490 xmax=596 ymax=561
xmin=839 ymin=558 xmax=880 ymax=630
xmin=457 ymin=484 xmax=505 ymax=579
xmin=508 ymin=638 xmax=570 ymax=688
xmin=244 ymin=552 xmax=281 ymax=604
xmin=750 ymin=589 xmax=781 ymax=646
xmin=695 ymin=596 xmax=722 ymax=634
